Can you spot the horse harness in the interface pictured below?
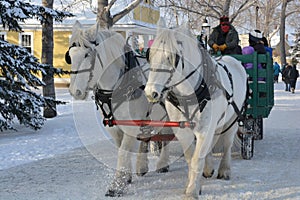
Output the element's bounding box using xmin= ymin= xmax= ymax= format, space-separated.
xmin=163 ymin=47 xmax=215 ymax=121
xmin=65 ymin=41 xmax=104 ymax=89
xmin=94 ymin=46 xmax=149 ymax=125
xmin=154 ymin=44 xmax=245 ymax=132
xmin=66 ymin=41 xmax=148 ymax=124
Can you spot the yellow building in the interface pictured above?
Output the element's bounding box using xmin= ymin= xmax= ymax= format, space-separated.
xmin=0 ymin=0 xmax=160 ymax=87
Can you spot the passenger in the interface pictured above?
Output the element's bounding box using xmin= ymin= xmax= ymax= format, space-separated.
xmin=249 ymin=30 xmax=266 ymax=54
xmin=242 ymin=46 xmax=256 ymax=69
xmin=208 ymin=16 xmax=241 ymax=55
xmin=273 ymin=62 xmax=281 ymax=83
xmin=262 ymin=36 xmax=273 ymax=58
xmin=289 ymin=58 xmax=299 ymax=93
xmin=282 ymin=64 xmax=292 ymax=91
xmin=242 ymin=45 xmax=264 ymax=81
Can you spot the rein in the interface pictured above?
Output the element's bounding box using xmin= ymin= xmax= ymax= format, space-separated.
xmin=69 ymin=50 xmax=97 ymax=75
xmin=155 ymin=46 xmax=217 ymax=121
xmin=93 ymin=47 xmax=149 ymax=122
xmin=150 ymin=42 xmax=245 ymax=132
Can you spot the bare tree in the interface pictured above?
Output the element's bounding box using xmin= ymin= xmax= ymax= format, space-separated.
xmin=97 ymin=0 xmax=143 ymax=28
xmin=279 ymin=0 xmax=298 ymax=65
xmin=155 ymin=0 xmax=255 ymax=32
xmin=156 ymin=0 xmax=299 ymax=35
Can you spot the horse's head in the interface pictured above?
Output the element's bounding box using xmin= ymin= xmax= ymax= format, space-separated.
xmin=66 ymin=21 xmax=99 ymax=100
xmin=145 ymin=18 xmax=200 ymax=103
xmin=66 ymin=21 xmax=126 ymax=100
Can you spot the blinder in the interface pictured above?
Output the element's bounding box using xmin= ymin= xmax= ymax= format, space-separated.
xmin=146 ymin=48 xmax=181 ymax=69
xmin=65 ymin=43 xmax=77 ymax=65
xmin=175 ymin=54 xmax=180 ymax=68
xmin=146 ymin=48 xmax=150 ymax=63
xmin=64 ymin=41 xmax=97 ymax=65
xmin=65 ymin=50 xmax=71 ymax=64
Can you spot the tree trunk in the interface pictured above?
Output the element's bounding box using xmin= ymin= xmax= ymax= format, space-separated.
xmin=97 ymin=0 xmax=112 ymax=28
xmin=280 ymin=0 xmax=288 ymax=66
xmin=223 ymin=0 xmax=231 ymax=16
xmin=42 ymin=0 xmax=57 ymax=118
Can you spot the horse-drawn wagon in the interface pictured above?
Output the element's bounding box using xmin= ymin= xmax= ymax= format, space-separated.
xmin=230 ymin=52 xmax=274 ymax=159
xmin=67 ymin=20 xmax=274 ymax=197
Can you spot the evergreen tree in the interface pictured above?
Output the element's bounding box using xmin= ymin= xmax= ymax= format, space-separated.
xmin=0 ymin=0 xmax=73 ymax=131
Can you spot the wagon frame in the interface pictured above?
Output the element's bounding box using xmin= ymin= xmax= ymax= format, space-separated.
xmin=231 ymin=52 xmax=274 ymax=159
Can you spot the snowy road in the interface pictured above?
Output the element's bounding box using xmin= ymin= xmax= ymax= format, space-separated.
xmin=0 ymin=82 xmax=300 ymax=200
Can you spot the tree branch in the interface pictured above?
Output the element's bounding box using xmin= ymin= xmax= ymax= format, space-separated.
xmin=230 ymin=0 xmax=255 ymax=22
xmin=107 ymin=0 xmax=117 ymax=11
xmin=112 ymin=0 xmax=143 ymax=24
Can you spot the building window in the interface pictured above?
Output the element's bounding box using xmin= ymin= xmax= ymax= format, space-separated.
xmin=19 ymin=33 xmax=33 ymax=54
xmin=144 ymin=0 xmax=152 ymax=4
xmin=0 ymin=32 xmax=6 ymax=41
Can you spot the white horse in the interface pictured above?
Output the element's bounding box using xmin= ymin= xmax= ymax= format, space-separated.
xmin=144 ymin=19 xmax=247 ymax=199
xmin=67 ymin=21 xmax=171 ymax=197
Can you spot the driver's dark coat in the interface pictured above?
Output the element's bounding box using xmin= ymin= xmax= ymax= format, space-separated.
xmin=208 ymin=24 xmax=240 ymax=54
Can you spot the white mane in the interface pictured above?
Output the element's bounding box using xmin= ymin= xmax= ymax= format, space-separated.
xmin=69 ymin=22 xmax=126 ymax=70
xmin=150 ymin=25 xmax=200 ymax=68
xmin=150 ymin=28 xmax=180 ymax=66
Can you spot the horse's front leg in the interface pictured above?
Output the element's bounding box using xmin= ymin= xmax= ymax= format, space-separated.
xmin=203 ymin=151 xmax=214 ymax=178
xmin=105 ymin=134 xmax=135 ymax=197
xmin=217 ymin=124 xmax=237 ymax=180
xmin=136 ymin=141 xmax=149 ymax=176
xmin=184 ymin=133 xmax=206 ymax=200
xmin=156 ymin=141 xmax=170 ymax=173
xmin=174 ymin=129 xmax=195 ymax=195
xmin=184 ymin=98 xmax=226 ymax=199
xmin=155 ymin=127 xmax=172 ymax=173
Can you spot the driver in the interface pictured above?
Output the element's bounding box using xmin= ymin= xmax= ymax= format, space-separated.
xmin=208 ymin=16 xmax=241 ymax=55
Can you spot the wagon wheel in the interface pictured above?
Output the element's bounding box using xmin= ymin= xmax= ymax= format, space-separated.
xmin=254 ymin=118 xmax=263 ymax=140
xmin=241 ymin=134 xmax=254 ymax=160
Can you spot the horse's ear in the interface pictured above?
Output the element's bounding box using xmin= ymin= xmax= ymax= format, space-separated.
xmin=181 ymin=21 xmax=189 ymax=30
xmin=73 ymin=20 xmax=83 ymax=33
xmin=157 ymin=17 xmax=166 ymax=28
xmin=87 ymin=23 xmax=99 ymax=41
xmin=179 ymin=21 xmax=191 ymax=36
xmin=156 ymin=17 xmax=166 ymax=34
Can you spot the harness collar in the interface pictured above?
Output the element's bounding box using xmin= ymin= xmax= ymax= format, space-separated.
xmin=164 ymin=48 xmax=217 ymax=120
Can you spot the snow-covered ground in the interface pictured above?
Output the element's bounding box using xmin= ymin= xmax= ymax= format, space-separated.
xmin=0 ymin=80 xmax=300 ymax=200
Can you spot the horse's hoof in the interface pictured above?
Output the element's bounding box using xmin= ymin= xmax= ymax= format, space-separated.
xmin=127 ymin=177 xmax=132 ymax=184
xmin=136 ymin=172 xmax=147 ymax=177
xmin=156 ymin=165 xmax=169 ymax=173
xmin=203 ymin=169 xmax=214 ymax=178
xmin=105 ymin=189 xmax=123 ymax=197
xmin=199 ymin=189 xmax=202 ymax=195
xmin=183 ymin=194 xmax=199 ymax=200
xmin=217 ymin=174 xmax=230 ymax=180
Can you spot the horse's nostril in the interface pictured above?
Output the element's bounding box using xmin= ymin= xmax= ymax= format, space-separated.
xmin=76 ymin=90 xmax=82 ymax=97
xmin=152 ymin=92 xmax=159 ymax=99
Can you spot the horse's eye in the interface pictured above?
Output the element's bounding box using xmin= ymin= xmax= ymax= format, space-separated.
xmin=84 ymin=53 xmax=89 ymax=58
